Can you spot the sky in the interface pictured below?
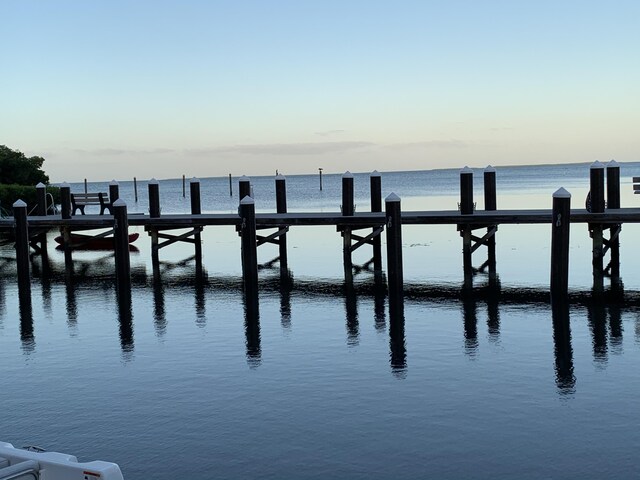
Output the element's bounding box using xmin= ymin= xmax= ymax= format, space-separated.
xmin=2 ymin=0 xmax=639 ymax=182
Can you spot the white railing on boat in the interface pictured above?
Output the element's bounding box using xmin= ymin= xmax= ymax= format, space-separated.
xmin=0 ymin=442 xmax=123 ymax=480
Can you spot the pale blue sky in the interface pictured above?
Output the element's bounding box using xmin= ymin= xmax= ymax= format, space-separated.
xmin=2 ymin=0 xmax=638 ymax=181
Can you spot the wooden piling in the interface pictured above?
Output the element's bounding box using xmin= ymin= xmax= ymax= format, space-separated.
xmin=60 ymin=182 xmax=72 ymax=219
xmin=460 ymin=167 xmax=474 ymax=286
xmin=240 ymin=196 xmax=258 ymax=295
xmin=229 ymin=174 xmax=233 ymax=196
xmin=190 ymin=177 xmax=203 ymax=277
xmin=84 ymin=178 xmax=88 ymax=194
xmin=13 ymin=200 xmax=31 ymax=298
xmin=342 ymin=172 xmax=354 ymax=283
xmin=370 ymin=171 xmax=382 ymax=273
xmin=182 ymin=174 xmax=186 ymax=198
xmin=484 ymin=166 xmax=497 ymax=276
xmin=275 ymin=174 xmax=288 ymax=275
xmin=606 ymin=160 xmax=621 ymax=280
xmin=385 ymin=193 xmax=403 ymax=310
xmin=319 ymin=168 xmax=323 ymax=191
xmin=590 ymin=161 xmax=605 ymax=292
xmin=239 ymin=176 xmax=251 ymax=203
xmin=551 ymin=188 xmax=571 ymax=298
xmin=133 ymin=177 xmax=138 ymax=202
xmin=113 ymin=199 xmax=131 ymax=291
xmin=36 ymin=182 xmax=47 ymax=216
xmin=109 ymin=180 xmax=120 ymax=205
xmin=148 ymin=179 xmax=161 ymax=218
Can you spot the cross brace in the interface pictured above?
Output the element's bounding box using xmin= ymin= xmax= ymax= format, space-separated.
xmin=156 ymin=227 xmax=203 ymax=250
xmin=350 ymin=226 xmax=384 ymax=253
xmin=257 ymin=227 xmax=288 ymax=247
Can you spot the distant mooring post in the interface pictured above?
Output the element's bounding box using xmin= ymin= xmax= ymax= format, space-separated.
xmin=182 ymin=174 xmax=186 ymax=198
xmin=385 ymin=193 xmax=403 ymax=313
xmin=551 ymin=188 xmax=571 ymax=298
xmin=229 ymin=174 xmax=233 ymax=197
xmin=590 ymin=161 xmax=605 ymax=293
xmin=84 ymin=178 xmax=88 ymax=194
xmin=606 ymin=160 xmax=621 ymax=283
xmin=341 ymin=171 xmax=355 ymax=283
xmin=133 ymin=177 xmax=138 ymax=202
xmin=370 ymin=171 xmax=383 ymax=274
xmin=459 ymin=166 xmax=474 ymax=288
xmin=319 ymin=168 xmax=323 ymax=191
xmin=190 ymin=177 xmax=203 ymax=277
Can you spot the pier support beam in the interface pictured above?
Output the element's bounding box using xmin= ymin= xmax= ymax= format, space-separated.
xmin=385 ymin=193 xmax=403 ymax=313
xmin=240 ymin=196 xmax=258 ymax=297
xmin=370 ymin=171 xmax=383 ymax=275
xmin=190 ymin=177 xmax=203 ymax=278
xmin=590 ymin=161 xmax=605 ymax=293
xmin=551 ymin=188 xmax=571 ymax=298
xmin=341 ymin=171 xmax=355 ymax=283
xmin=13 ymin=200 xmax=31 ymax=299
xmin=113 ymin=199 xmax=131 ymax=292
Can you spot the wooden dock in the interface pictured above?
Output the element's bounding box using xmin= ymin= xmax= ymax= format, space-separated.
xmin=3 ymin=161 xmax=636 ymax=309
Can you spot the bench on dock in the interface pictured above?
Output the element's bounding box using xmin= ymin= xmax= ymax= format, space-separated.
xmin=633 ymin=177 xmax=640 ymax=195
xmin=71 ymin=192 xmax=111 ymax=215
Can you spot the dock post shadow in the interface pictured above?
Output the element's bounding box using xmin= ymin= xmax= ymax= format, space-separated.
xmin=551 ymin=299 xmax=575 ymax=394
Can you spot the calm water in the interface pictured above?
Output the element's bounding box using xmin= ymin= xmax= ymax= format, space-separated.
xmin=3 ymin=162 xmax=640 ymax=479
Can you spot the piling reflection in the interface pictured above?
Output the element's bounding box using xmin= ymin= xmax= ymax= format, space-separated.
xmin=345 ymin=285 xmax=359 ymax=346
xmin=117 ymin=284 xmax=134 ymax=360
xmin=194 ymin=280 xmax=206 ymax=328
xmin=551 ymin=300 xmax=575 ymax=394
xmin=388 ymin=301 xmax=406 ymax=378
xmin=244 ymin=293 xmax=261 ymax=368
xmin=19 ymin=290 xmax=35 ymax=354
xmin=65 ymin=276 xmax=78 ymax=334
xmin=280 ymin=286 xmax=291 ymax=331
xmin=152 ymin=274 xmax=167 ymax=337
xmin=486 ymin=277 xmax=501 ymax=343
xmin=609 ymin=303 xmax=623 ymax=355
xmin=373 ymin=278 xmax=386 ymax=333
xmin=462 ymin=296 xmax=478 ymax=356
xmin=588 ymin=301 xmax=608 ymax=365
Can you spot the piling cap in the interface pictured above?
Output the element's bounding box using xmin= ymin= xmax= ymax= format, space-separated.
xmin=60 ymin=182 xmax=70 ymax=188
xmin=112 ymin=198 xmax=127 ymax=207
xmin=240 ymin=195 xmax=255 ymax=205
xmin=607 ymin=159 xmax=619 ymax=167
xmin=342 ymin=171 xmax=353 ymax=178
xmin=590 ymin=160 xmax=604 ymax=169
xmin=12 ymin=199 xmax=27 ymax=208
xmin=275 ymin=174 xmax=286 ymax=181
xmin=239 ymin=175 xmax=250 ymax=182
xmin=460 ymin=166 xmax=473 ymax=174
xmin=190 ymin=177 xmax=200 ymax=183
xmin=371 ymin=170 xmax=381 ymax=177
xmin=110 ymin=179 xmax=119 ymax=185
xmin=484 ymin=165 xmax=496 ymax=173
xmin=36 ymin=182 xmax=46 ymax=188
xmin=385 ymin=192 xmax=401 ymax=202
xmin=149 ymin=178 xmax=158 ymax=184
xmin=553 ymin=187 xmax=571 ymax=198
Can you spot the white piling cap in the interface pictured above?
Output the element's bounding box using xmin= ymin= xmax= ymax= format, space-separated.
xmin=239 ymin=175 xmax=250 ymax=181
xmin=112 ymin=198 xmax=127 ymax=207
xmin=13 ymin=199 xmax=27 ymax=208
xmin=385 ymin=192 xmax=401 ymax=202
xmin=484 ymin=165 xmax=496 ymax=173
xmin=607 ymin=159 xmax=618 ymax=167
xmin=190 ymin=177 xmax=200 ymax=183
xmin=460 ymin=166 xmax=473 ymax=174
xmin=342 ymin=171 xmax=353 ymax=178
xmin=149 ymin=178 xmax=158 ymax=184
xmin=371 ymin=170 xmax=381 ymax=177
xmin=110 ymin=179 xmax=119 ymax=185
xmin=553 ymin=187 xmax=571 ymax=198
xmin=60 ymin=182 xmax=70 ymax=188
xmin=591 ymin=160 xmax=604 ymax=169
xmin=276 ymin=174 xmax=286 ymax=181
xmin=36 ymin=182 xmax=45 ymax=188
xmin=240 ymin=195 xmax=255 ymax=205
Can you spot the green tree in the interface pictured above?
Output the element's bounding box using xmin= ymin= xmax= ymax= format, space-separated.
xmin=0 ymin=145 xmax=50 ymax=185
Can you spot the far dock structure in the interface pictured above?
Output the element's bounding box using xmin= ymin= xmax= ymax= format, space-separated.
xmin=2 ymin=163 xmax=639 ymax=311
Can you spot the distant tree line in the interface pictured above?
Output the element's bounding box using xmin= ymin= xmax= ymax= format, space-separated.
xmin=0 ymin=145 xmax=58 ymax=215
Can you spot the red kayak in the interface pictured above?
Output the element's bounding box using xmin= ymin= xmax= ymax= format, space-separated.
xmin=54 ymin=232 xmax=139 ymax=249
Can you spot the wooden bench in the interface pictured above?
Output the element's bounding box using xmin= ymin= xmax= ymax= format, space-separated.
xmin=70 ymin=192 xmax=111 ymax=215
xmin=633 ymin=177 xmax=640 ymax=195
